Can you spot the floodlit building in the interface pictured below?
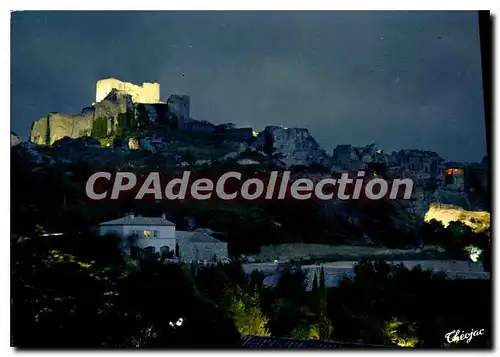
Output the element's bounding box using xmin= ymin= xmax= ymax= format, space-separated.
xmin=99 ymin=214 xmax=228 ymax=262
xmin=99 ymin=213 xmax=177 ymax=257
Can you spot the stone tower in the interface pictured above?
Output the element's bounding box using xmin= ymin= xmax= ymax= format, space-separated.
xmin=95 ymin=78 xmax=162 ymax=104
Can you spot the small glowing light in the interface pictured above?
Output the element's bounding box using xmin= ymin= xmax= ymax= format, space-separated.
xmin=464 ymin=245 xmax=482 ymax=262
xmin=169 ymin=318 xmax=184 ymax=327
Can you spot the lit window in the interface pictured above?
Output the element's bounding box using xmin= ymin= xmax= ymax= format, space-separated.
xmin=143 ymin=230 xmax=151 ymax=238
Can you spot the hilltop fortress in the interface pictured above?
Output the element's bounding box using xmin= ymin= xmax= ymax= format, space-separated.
xmin=95 ymin=78 xmax=163 ymax=104
xmin=25 ymin=78 xmax=490 ymax=228
xmin=30 ymin=78 xmax=194 ymax=145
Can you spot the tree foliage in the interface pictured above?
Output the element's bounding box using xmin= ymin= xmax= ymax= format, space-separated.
xmin=91 ymin=116 xmax=108 ymax=138
xmin=230 ymin=289 xmax=270 ymax=336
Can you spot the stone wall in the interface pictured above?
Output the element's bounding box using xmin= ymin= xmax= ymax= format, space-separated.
xmin=167 ymin=94 xmax=190 ymax=119
xmin=94 ymin=90 xmax=133 ymax=134
xmin=30 ymin=117 xmax=49 ymax=145
xmin=424 ymin=203 xmax=490 ymax=232
xmin=30 ymin=112 xmax=94 ymax=145
xmin=96 ymin=78 xmax=161 ymax=104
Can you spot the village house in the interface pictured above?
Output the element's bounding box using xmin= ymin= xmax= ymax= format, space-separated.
xmin=99 ymin=214 xmax=229 ymax=262
xmin=99 ymin=213 xmax=177 ymax=257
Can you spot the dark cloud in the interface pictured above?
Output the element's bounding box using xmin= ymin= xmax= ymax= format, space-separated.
xmin=11 ymin=11 xmax=486 ymax=162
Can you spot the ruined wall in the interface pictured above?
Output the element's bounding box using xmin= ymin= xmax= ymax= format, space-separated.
xmin=49 ymin=113 xmax=94 ymax=145
xmin=94 ymin=90 xmax=133 ymax=134
xmin=30 ymin=117 xmax=49 ymax=145
xmin=96 ymin=78 xmax=161 ymax=104
xmin=30 ymin=113 xmax=94 ymax=145
xmin=167 ymin=94 xmax=190 ymax=119
xmin=424 ymin=203 xmax=490 ymax=232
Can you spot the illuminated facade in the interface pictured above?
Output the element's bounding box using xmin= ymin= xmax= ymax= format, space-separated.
xmin=96 ymin=78 xmax=162 ymax=104
xmin=424 ymin=203 xmax=490 ymax=232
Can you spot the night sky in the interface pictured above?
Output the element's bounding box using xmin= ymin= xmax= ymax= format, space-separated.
xmin=11 ymin=11 xmax=487 ymax=162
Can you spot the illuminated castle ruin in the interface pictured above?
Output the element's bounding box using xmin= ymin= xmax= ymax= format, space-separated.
xmin=95 ymin=78 xmax=163 ymax=104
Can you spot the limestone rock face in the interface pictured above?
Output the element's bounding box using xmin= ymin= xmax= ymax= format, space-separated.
xmin=30 ymin=118 xmax=49 ymax=145
xmin=30 ymin=89 xmax=133 ymax=146
xmin=333 ymin=143 xmax=388 ymax=171
xmin=30 ymin=112 xmax=94 ymax=145
xmin=424 ymin=203 xmax=490 ymax=232
xmin=252 ymin=125 xmax=329 ymax=167
xmin=11 ymin=132 xmax=21 ymax=147
xmin=406 ymin=182 xmax=488 ymax=226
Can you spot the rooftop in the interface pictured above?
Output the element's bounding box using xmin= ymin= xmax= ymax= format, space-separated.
xmin=100 ymin=215 xmax=176 ymax=227
xmin=175 ymin=231 xmax=223 ymax=243
xmin=240 ymin=335 xmax=393 ymax=349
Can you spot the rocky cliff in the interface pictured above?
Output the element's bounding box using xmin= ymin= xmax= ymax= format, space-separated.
xmin=30 ymin=112 xmax=94 ymax=145
xmin=11 ymin=132 xmax=21 ymax=147
xmin=30 ymin=89 xmax=133 ymax=145
xmin=252 ymin=125 xmax=330 ymax=167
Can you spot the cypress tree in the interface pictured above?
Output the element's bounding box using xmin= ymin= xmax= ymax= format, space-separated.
xmin=312 ymin=272 xmax=319 ymax=292
xmin=319 ymin=266 xmax=326 ymax=292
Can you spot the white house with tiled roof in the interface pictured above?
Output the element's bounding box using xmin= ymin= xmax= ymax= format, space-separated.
xmin=99 ymin=213 xmax=177 ymax=256
xmin=99 ymin=214 xmax=229 ymax=262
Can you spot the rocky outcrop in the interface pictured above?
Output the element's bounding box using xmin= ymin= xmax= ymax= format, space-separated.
xmin=53 ymin=136 xmax=102 ymax=148
xmin=424 ymin=203 xmax=490 ymax=232
xmin=332 ymin=143 xmax=387 ymax=171
xmin=252 ymin=126 xmax=330 ymax=167
xmin=30 ymin=112 xmax=94 ymax=145
xmin=30 ymin=89 xmax=133 ymax=146
xmin=17 ymin=141 xmax=54 ymax=165
xmin=11 ymin=132 xmax=21 ymax=147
